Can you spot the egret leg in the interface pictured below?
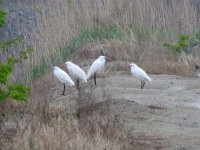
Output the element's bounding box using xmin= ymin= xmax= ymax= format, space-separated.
xmin=76 ymin=78 xmax=80 ymax=90
xmin=141 ymin=81 xmax=145 ymax=89
xmin=143 ymin=81 xmax=146 ymax=89
xmin=62 ymin=84 xmax=65 ymax=95
xmin=94 ymin=73 xmax=97 ymax=85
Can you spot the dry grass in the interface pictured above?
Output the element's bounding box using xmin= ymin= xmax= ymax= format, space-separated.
xmin=1 ymin=0 xmax=200 ymax=149
xmin=11 ymin=74 xmax=130 ymax=150
xmin=2 ymin=0 xmax=200 ymax=83
xmin=75 ymin=39 xmax=199 ymax=76
xmin=14 ymin=115 xmax=127 ymax=150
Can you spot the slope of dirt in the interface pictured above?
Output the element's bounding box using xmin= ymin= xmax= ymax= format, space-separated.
xmin=73 ymin=71 xmax=200 ymax=150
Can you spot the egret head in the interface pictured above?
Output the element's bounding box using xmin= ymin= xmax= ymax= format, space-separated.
xmin=98 ymin=56 xmax=106 ymax=62
xmin=64 ymin=61 xmax=70 ymax=66
xmin=128 ymin=63 xmax=137 ymax=68
xmin=53 ymin=66 xmax=58 ymax=70
xmin=50 ymin=64 xmax=56 ymax=70
xmin=64 ymin=61 xmax=74 ymax=67
xmin=99 ymin=55 xmax=112 ymax=62
xmin=99 ymin=55 xmax=106 ymax=59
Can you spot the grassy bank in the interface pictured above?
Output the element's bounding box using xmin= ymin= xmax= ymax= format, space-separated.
xmin=2 ymin=0 xmax=200 ymax=85
xmin=29 ymin=24 xmax=123 ymax=80
xmin=19 ymin=23 xmax=200 ymax=86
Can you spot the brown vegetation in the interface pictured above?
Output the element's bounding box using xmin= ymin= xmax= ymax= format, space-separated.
xmin=12 ymin=76 xmax=130 ymax=149
xmin=1 ymin=0 xmax=200 ymax=149
xmin=3 ymin=0 xmax=200 ymax=80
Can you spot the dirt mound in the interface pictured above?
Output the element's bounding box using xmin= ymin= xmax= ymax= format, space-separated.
xmin=82 ymin=72 xmax=200 ymax=149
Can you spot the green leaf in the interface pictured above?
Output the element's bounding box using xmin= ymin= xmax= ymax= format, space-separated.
xmin=0 ymin=63 xmax=13 ymax=84
xmin=0 ymin=89 xmax=8 ymax=101
xmin=163 ymin=34 xmax=190 ymax=54
xmin=8 ymin=84 xmax=30 ymax=102
xmin=7 ymin=57 xmax=18 ymax=65
xmin=27 ymin=46 xmax=33 ymax=54
xmin=178 ymin=34 xmax=189 ymax=41
xmin=0 ymin=10 xmax=32 ymax=102
xmin=0 ymin=9 xmax=6 ymax=27
xmin=0 ymin=35 xmax=24 ymax=50
xmin=20 ymin=51 xmax=28 ymax=60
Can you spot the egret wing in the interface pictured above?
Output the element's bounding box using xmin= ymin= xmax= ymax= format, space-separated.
xmin=54 ymin=68 xmax=75 ymax=86
xmin=87 ymin=59 xmax=103 ymax=79
xmin=68 ymin=64 xmax=87 ymax=82
xmin=131 ymin=67 xmax=151 ymax=81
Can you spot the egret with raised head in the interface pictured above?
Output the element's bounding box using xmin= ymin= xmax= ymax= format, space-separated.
xmin=87 ymin=56 xmax=109 ymax=85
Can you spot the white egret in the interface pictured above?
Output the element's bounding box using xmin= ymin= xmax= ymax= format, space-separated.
xmin=64 ymin=61 xmax=87 ymax=90
xmin=87 ymin=56 xmax=109 ymax=85
xmin=52 ymin=66 xmax=75 ymax=95
xmin=129 ymin=63 xmax=152 ymax=89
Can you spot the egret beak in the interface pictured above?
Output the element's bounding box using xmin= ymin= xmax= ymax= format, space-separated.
xmin=127 ymin=64 xmax=131 ymax=69
xmin=60 ymin=63 xmax=65 ymax=69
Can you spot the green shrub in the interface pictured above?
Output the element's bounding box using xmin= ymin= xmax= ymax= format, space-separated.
xmin=0 ymin=9 xmax=6 ymax=27
xmin=0 ymin=9 xmax=32 ymax=102
xmin=164 ymin=32 xmax=200 ymax=54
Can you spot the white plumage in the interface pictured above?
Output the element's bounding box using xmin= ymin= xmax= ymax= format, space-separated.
xmin=65 ymin=61 xmax=87 ymax=82
xmin=129 ymin=63 xmax=151 ymax=89
xmin=53 ymin=66 xmax=75 ymax=86
xmin=53 ymin=66 xmax=74 ymax=95
xmin=87 ymin=56 xmax=106 ymax=85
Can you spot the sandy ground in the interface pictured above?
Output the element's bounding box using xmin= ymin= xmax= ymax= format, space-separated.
xmin=68 ymin=71 xmax=200 ymax=150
